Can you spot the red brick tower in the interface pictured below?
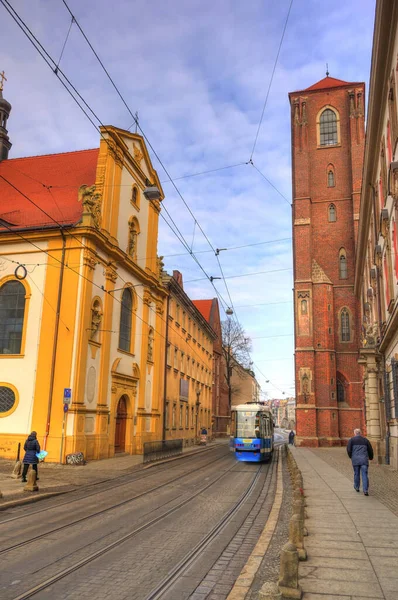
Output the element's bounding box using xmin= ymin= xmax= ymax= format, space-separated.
xmin=289 ymin=76 xmax=365 ymax=446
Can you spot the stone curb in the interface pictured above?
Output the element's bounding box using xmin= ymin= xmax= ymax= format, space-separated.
xmin=257 ymin=445 xmax=306 ymax=599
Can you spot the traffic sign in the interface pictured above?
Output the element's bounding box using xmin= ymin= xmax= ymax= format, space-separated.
xmin=63 ymin=403 xmax=69 ymax=413
xmin=63 ymin=388 xmax=72 ymax=404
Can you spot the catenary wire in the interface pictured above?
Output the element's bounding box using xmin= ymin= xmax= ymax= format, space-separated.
xmin=2 ymin=0 xmax=291 ymax=394
xmin=250 ymin=0 xmax=294 ymax=160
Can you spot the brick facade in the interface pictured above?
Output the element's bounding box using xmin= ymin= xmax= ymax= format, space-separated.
xmin=289 ymin=76 xmax=366 ymax=446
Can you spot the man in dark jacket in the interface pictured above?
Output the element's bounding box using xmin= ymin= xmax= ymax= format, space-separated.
xmin=22 ymin=431 xmax=40 ymax=482
xmin=347 ymin=428 xmax=373 ymax=496
xmin=288 ymin=430 xmax=295 ymax=445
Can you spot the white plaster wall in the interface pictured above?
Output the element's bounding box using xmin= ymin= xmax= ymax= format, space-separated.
xmin=117 ymin=150 xmax=150 ymax=269
xmin=0 ymin=242 xmax=48 ymax=434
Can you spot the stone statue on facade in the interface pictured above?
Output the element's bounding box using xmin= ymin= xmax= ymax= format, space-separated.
xmin=363 ymin=322 xmax=379 ymax=348
xmin=78 ymin=184 xmax=101 ymax=229
xmin=90 ymin=301 xmax=103 ymax=339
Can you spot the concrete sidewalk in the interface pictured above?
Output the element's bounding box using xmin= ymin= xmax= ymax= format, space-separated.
xmin=291 ymin=447 xmax=398 ymax=600
xmin=0 ymin=440 xmax=225 ymax=505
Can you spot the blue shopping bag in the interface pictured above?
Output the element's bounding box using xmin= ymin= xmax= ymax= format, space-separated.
xmin=36 ymin=450 xmax=48 ymax=461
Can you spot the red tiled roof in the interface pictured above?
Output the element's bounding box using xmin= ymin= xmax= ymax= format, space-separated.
xmin=304 ymin=76 xmax=359 ymax=91
xmin=192 ymin=299 xmax=213 ymax=323
xmin=0 ymin=149 xmax=99 ymax=230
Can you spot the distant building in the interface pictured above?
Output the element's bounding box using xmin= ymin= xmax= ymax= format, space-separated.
xmin=163 ymin=272 xmax=215 ymax=446
xmin=355 ymin=0 xmax=398 ymax=467
xmin=193 ymin=298 xmax=231 ymax=437
xmin=230 ymin=364 xmax=261 ymax=407
xmin=289 ymin=74 xmax=365 ymax=446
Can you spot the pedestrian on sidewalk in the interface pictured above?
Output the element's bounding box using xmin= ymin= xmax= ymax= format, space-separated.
xmin=21 ymin=431 xmax=40 ymax=483
xmin=288 ymin=430 xmax=295 ymax=445
xmin=347 ymin=428 xmax=373 ymax=496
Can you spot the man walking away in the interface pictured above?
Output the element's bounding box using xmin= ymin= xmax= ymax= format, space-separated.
xmin=347 ymin=428 xmax=373 ymax=496
xmin=288 ymin=430 xmax=295 ymax=445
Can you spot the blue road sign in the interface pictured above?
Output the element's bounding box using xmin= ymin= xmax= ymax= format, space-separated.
xmin=63 ymin=403 xmax=69 ymax=413
xmin=64 ymin=388 xmax=71 ymax=398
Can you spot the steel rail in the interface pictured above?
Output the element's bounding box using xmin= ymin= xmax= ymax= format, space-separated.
xmin=0 ymin=444 xmax=225 ymax=526
xmin=145 ymin=461 xmax=269 ymax=600
xmin=0 ymin=451 xmax=231 ymax=554
xmin=9 ymin=459 xmax=258 ymax=600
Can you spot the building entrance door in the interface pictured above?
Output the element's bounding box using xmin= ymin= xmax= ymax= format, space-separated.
xmin=115 ymin=396 xmax=127 ymax=453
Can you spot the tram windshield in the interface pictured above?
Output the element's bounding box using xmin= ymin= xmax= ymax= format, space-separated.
xmin=235 ymin=410 xmax=270 ymax=439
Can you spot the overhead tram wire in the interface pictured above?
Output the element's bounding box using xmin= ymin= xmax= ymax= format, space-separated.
xmin=0 ymin=0 xmax=234 ymax=317
xmin=185 ymin=267 xmax=292 ymax=283
xmin=57 ymin=0 xmax=249 ymax=326
xmin=249 ymin=0 xmax=294 ymax=161
xmin=0 ymin=218 xmax=212 ymax=370
xmin=3 ymin=1 xmax=289 ymax=391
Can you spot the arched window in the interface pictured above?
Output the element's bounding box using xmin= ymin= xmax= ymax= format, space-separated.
xmin=337 ymin=379 xmax=345 ymax=402
xmin=0 ymin=281 xmax=26 ymax=354
xmin=341 ymin=308 xmax=350 ymax=342
xmin=131 ymin=185 xmax=139 ymax=207
xmin=339 ymin=249 xmax=348 ymax=279
xmin=119 ymin=288 xmax=133 ymax=352
xmin=328 ymin=170 xmax=335 ymax=187
xmin=328 ymin=204 xmax=337 ymax=222
xmin=320 ymin=109 xmax=338 ymax=146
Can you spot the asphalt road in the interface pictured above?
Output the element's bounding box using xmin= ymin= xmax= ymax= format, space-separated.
xmin=0 ymin=443 xmax=280 ymax=600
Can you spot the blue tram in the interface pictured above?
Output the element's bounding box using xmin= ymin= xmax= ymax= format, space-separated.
xmin=230 ymin=403 xmax=274 ymax=462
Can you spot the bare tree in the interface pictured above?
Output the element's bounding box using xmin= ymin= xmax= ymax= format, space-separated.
xmin=221 ymin=319 xmax=252 ymax=408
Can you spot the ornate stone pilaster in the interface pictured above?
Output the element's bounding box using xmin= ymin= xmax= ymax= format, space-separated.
xmin=359 ymin=347 xmax=383 ymax=456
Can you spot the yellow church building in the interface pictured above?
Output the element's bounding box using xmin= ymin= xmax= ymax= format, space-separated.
xmin=0 ymin=86 xmax=168 ymax=461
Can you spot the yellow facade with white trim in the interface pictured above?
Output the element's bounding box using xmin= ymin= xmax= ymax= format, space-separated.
xmin=0 ymin=127 xmax=167 ymax=462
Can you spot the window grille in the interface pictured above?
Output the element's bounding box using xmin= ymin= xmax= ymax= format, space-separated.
xmin=328 ymin=204 xmax=336 ymax=222
xmin=119 ymin=288 xmax=132 ymax=352
xmin=0 ymin=386 xmax=15 ymax=413
xmin=0 ymin=281 xmax=26 ymax=355
xmin=328 ymin=170 xmax=335 ymax=187
xmin=320 ymin=109 xmax=338 ymax=146
xmin=391 ymin=359 xmax=398 ymax=418
xmin=384 ymin=369 xmax=392 ymax=421
xmin=337 ymin=379 xmax=345 ymax=402
xmin=341 ymin=309 xmax=350 ymax=342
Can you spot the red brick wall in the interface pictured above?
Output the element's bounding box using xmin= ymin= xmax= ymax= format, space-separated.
xmin=290 ymin=81 xmax=365 ymax=446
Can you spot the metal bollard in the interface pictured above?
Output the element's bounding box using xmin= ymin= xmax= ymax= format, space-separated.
xmin=278 ymin=542 xmax=302 ymax=599
xmin=289 ymin=514 xmax=307 ymax=561
xmin=24 ymin=469 xmax=39 ymax=492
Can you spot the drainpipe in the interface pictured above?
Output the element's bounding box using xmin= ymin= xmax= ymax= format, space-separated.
xmin=162 ymin=294 xmax=170 ymax=442
xmin=43 ymin=230 xmax=67 ymax=451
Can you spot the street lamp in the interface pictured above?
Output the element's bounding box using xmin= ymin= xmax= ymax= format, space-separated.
xmin=143 ymin=184 xmax=162 ymax=201
xmin=195 ymin=388 xmax=201 ymax=443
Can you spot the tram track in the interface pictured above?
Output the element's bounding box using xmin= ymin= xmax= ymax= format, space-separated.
xmin=0 ymin=448 xmax=232 ymax=555
xmin=0 ymin=444 xmax=226 ymax=526
xmin=8 ymin=458 xmax=263 ymax=600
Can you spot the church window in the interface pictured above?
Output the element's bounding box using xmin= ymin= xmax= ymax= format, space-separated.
xmin=131 ymin=185 xmax=140 ymax=208
xmin=0 ymin=385 xmax=17 ymax=415
xmin=328 ymin=204 xmax=336 ymax=222
xmin=328 ymin=170 xmax=335 ymax=187
xmin=341 ymin=308 xmax=350 ymax=342
xmin=0 ymin=281 xmax=26 ymax=355
xmin=337 ymin=379 xmax=345 ymax=402
xmin=319 ymin=109 xmax=338 ymax=146
xmin=339 ymin=249 xmax=348 ymax=279
xmin=119 ymin=288 xmax=133 ymax=352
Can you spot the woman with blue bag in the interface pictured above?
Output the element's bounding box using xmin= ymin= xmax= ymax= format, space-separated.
xmin=21 ymin=431 xmax=41 ymax=482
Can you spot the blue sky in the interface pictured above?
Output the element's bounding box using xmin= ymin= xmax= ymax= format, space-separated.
xmin=0 ymin=0 xmax=376 ymax=398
